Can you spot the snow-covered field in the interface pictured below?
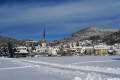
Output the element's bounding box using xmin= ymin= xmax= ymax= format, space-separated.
xmin=0 ymin=56 xmax=120 ymax=80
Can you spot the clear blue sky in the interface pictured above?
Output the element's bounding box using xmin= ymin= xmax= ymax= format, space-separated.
xmin=0 ymin=0 xmax=120 ymax=42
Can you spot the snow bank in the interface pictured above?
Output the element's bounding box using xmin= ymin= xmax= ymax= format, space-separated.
xmin=73 ymin=77 xmax=82 ymax=80
xmin=106 ymin=78 xmax=120 ymax=80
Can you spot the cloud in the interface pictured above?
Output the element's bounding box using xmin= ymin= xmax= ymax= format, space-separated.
xmin=0 ymin=0 xmax=120 ymax=26
xmin=0 ymin=0 xmax=120 ymax=42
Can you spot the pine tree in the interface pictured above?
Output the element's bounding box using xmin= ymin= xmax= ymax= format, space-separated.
xmin=76 ymin=41 xmax=79 ymax=46
xmin=8 ymin=42 xmax=13 ymax=58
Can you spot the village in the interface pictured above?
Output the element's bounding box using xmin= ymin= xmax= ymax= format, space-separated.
xmin=1 ymin=0 xmax=120 ymax=80
xmin=13 ymin=29 xmax=120 ymax=57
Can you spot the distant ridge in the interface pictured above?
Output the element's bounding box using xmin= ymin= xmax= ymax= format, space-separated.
xmin=0 ymin=36 xmax=35 ymax=46
xmin=0 ymin=35 xmax=42 ymax=47
xmin=0 ymin=35 xmax=23 ymax=46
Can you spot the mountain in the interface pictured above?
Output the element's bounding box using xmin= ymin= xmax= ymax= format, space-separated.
xmin=59 ymin=27 xmax=119 ymax=43
xmin=103 ymin=30 xmax=120 ymax=45
xmin=0 ymin=35 xmax=41 ymax=47
xmin=0 ymin=36 xmax=24 ymax=47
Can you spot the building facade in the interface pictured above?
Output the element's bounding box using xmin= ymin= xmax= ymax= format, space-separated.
xmin=94 ymin=45 xmax=108 ymax=55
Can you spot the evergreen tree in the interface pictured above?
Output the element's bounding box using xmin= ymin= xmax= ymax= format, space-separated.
xmin=76 ymin=41 xmax=79 ymax=46
xmin=8 ymin=42 xmax=13 ymax=57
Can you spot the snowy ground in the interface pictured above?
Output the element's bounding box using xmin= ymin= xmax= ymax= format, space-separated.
xmin=0 ymin=56 xmax=120 ymax=80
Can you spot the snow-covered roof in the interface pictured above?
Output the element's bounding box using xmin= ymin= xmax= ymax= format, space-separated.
xmin=83 ymin=46 xmax=94 ymax=49
xmin=15 ymin=50 xmax=28 ymax=53
xmin=69 ymin=46 xmax=82 ymax=50
xmin=25 ymin=41 xmax=38 ymax=42
xmin=64 ymin=48 xmax=69 ymax=50
xmin=108 ymin=50 xmax=114 ymax=52
xmin=94 ymin=45 xmax=108 ymax=49
xmin=115 ymin=49 xmax=120 ymax=52
xmin=69 ymin=48 xmax=76 ymax=50
xmin=37 ymin=47 xmax=48 ymax=50
xmin=17 ymin=46 xmax=27 ymax=49
xmin=52 ymin=48 xmax=59 ymax=50
xmin=107 ymin=46 xmax=116 ymax=50
xmin=73 ymin=46 xmax=82 ymax=49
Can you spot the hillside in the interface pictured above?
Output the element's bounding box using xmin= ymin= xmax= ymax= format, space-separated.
xmin=60 ymin=27 xmax=119 ymax=43
xmin=103 ymin=30 xmax=120 ymax=45
xmin=0 ymin=36 xmax=24 ymax=47
xmin=0 ymin=36 xmax=41 ymax=47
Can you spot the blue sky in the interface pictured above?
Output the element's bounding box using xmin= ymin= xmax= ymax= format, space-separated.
xmin=0 ymin=0 xmax=120 ymax=42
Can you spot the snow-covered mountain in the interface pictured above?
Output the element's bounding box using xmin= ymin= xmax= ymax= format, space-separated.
xmin=103 ymin=30 xmax=120 ymax=45
xmin=0 ymin=36 xmax=23 ymax=46
xmin=0 ymin=35 xmax=41 ymax=47
xmin=60 ymin=27 xmax=119 ymax=43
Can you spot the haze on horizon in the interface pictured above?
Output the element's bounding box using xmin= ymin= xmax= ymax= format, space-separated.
xmin=0 ymin=0 xmax=120 ymax=42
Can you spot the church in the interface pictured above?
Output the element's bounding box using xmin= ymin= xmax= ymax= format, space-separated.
xmin=34 ymin=29 xmax=59 ymax=56
xmin=36 ymin=29 xmax=48 ymax=54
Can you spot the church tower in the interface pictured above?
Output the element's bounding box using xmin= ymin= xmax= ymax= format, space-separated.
xmin=42 ymin=28 xmax=46 ymax=48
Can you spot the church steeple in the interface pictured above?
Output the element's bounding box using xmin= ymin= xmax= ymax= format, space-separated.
xmin=42 ymin=28 xmax=46 ymax=47
xmin=43 ymin=28 xmax=45 ymax=37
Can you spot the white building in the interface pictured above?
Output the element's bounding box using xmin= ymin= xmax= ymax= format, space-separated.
xmin=15 ymin=46 xmax=29 ymax=57
xmin=115 ymin=49 xmax=120 ymax=55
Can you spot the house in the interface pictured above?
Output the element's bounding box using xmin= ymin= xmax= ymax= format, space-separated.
xmin=115 ymin=48 xmax=120 ymax=55
xmin=94 ymin=45 xmax=108 ymax=55
xmin=27 ymin=46 xmax=32 ymax=53
xmin=69 ymin=46 xmax=82 ymax=55
xmin=14 ymin=46 xmax=29 ymax=57
xmin=37 ymin=47 xmax=48 ymax=53
xmin=47 ymin=47 xmax=60 ymax=56
xmin=107 ymin=46 xmax=115 ymax=55
xmin=82 ymin=46 xmax=94 ymax=55
xmin=52 ymin=47 xmax=59 ymax=56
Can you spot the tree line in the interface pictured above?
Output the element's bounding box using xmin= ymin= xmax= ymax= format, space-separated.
xmin=0 ymin=42 xmax=15 ymax=57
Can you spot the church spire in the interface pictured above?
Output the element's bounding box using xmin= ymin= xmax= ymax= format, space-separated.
xmin=42 ymin=28 xmax=46 ymax=43
xmin=42 ymin=28 xmax=46 ymax=47
xmin=43 ymin=28 xmax=45 ymax=37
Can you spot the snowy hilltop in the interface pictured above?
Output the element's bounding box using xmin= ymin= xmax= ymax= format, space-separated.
xmin=59 ymin=27 xmax=119 ymax=43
